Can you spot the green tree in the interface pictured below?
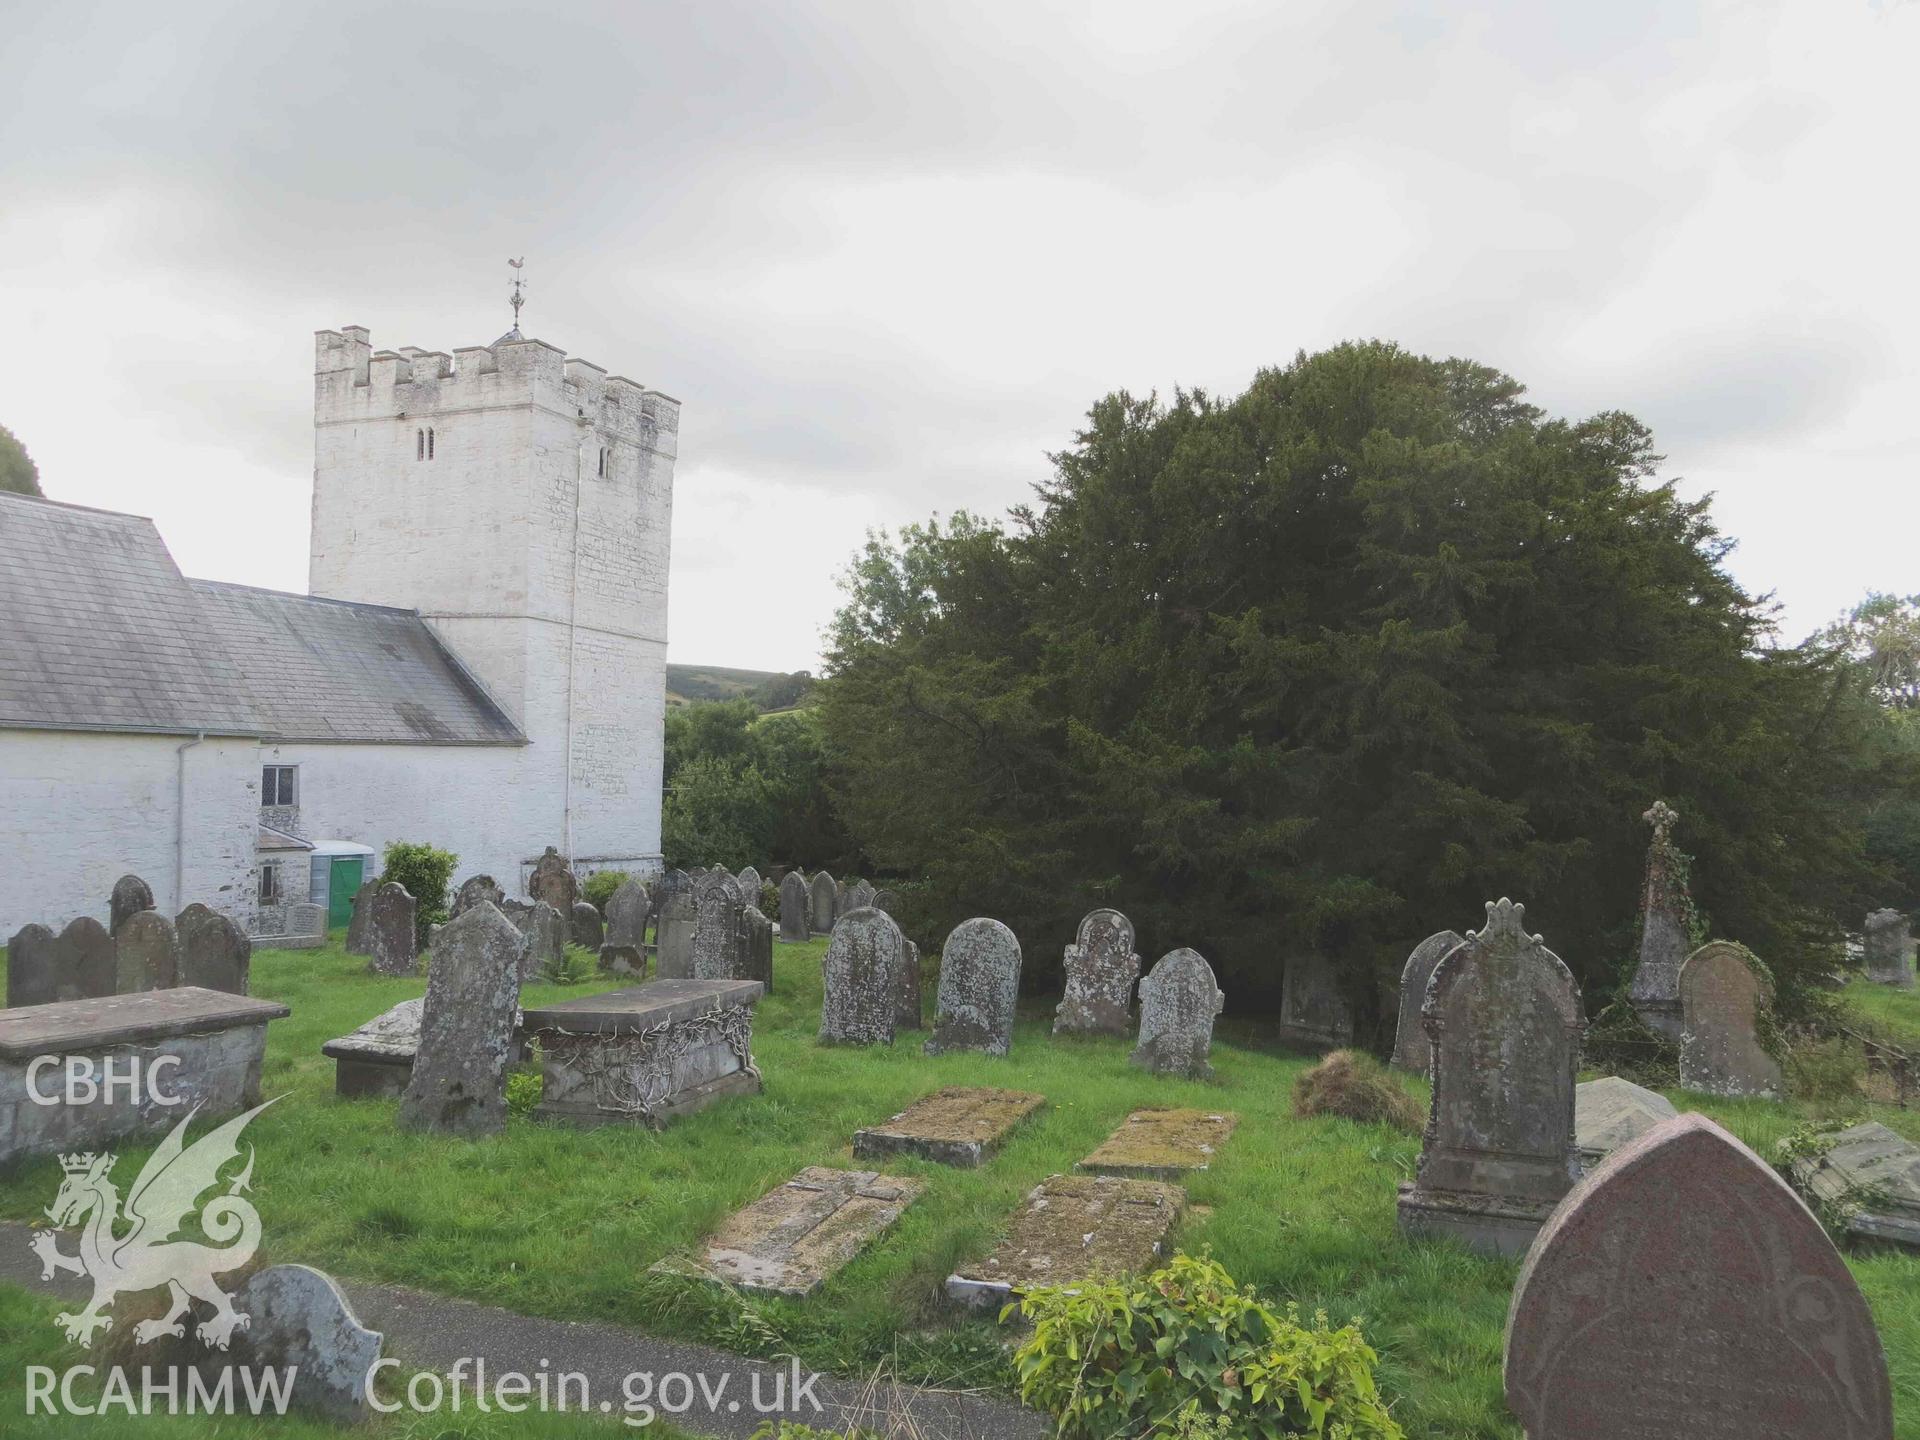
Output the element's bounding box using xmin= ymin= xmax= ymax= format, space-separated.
xmin=817 ymin=342 xmax=1892 ymax=1024
xmin=1813 ymin=594 xmax=1920 ymax=909
xmin=0 ymin=425 xmax=42 ymax=497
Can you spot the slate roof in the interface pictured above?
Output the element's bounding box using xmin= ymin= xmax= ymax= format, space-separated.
xmin=190 ymin=580 xmax=525 ymax=745
xmin=0 ymin=492 xmax=262 ymax=735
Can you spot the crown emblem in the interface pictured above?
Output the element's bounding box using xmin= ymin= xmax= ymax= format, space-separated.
xmin=58 ymin=1152 xmax=106 ymax=1175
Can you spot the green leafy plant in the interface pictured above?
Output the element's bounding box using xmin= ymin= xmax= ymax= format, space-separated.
xmin=380 ymin=840 xmax=458 ymax=946
xmin=1010 ymin=1252 xmax=1404 ymax=1440
xmin=1776 ymin=1121 xmax=1890 ymax=1239
xmin=505 ymin=1068 xmax=542 ymax=1118
xmin=583 ymin=869 xmax=629 ymax=909
xmin=541 ymin=945 xmax=598 ymax=985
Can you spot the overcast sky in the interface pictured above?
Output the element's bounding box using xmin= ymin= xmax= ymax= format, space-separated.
xmin=2 ymin=0 xmax=1914 ymax=672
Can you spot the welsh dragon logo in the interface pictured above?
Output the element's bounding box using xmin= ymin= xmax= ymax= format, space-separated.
xmin=30 ymin=1100 xmax=277 ymax=1349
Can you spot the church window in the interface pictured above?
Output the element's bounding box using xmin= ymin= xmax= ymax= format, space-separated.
xmin=262 ymin=764 xmax=297 ymax=807
xmin=416 ymin=428 xmax=425 ymax=460
xmin=427 ymin=427 xmax=436 ymax=459
xmin=598 ymin=446 xmax=608 ymax=478
xmin=258 ymin=861 xmax=282 ymax=906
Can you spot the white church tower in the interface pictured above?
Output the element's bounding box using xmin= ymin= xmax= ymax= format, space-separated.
xmin=308 ymin=320 xmax=678 ymax=880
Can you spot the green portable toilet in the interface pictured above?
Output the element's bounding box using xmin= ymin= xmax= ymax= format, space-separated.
xmin=309 ymin=841 xmax=378 ymax=932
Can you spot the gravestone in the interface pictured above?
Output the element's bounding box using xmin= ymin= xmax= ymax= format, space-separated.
xmin=820 ymin=907 xmax=905 ymax=1045
xmin=847 ymin=879 xmax=876 ymax=913
xmin=1077 ymin=1109 xmax=1238 ymax=1181
xmin=854 ymin=1086 xmax=1046 ymax=1167
xmin=736 ymin=866 xmax=763 ymax=905
xmin=451 ymin=874 xmax=504 ymax=919
xmin=1274 ymin=953 xmax=1354 ymax=1051
xmin=109 ymin=874 xmax=155 ymax=937
xmin=655 ymin=887 xmax=697 ymax=980
xmin=896 ymin=936 xmax=922 ymax=1030
xmin=744 ymin=904 xmax=774 ymax=994
xmin=1391 ymin=929 xmax=1465 ymax=1073
xmin=1573 ymin=1076 xmax=1677 ymax=1172
xmin=8 ymin=917 xmax=114 ymax=1008
xmin=946 ymin=1173 xmax=1185 ymax=1311
xmin=1398 ymin=898 xmax=1584 ymax=1256
xmin=656 ymin=867 xmax=690 ymax=911
xmin=1129 ymin=948 xmax=1225 ymax=1079
xmin=1790 ymin=1120 xmax=1920 ymax=1251
xmin=1863 ymin=908 xmax=1914 ymax=988
xmin=924 ymin=917 xmax=1023 ymax=1057
xmin=398 ymin=902 xmax=523 ymax=1137
xmin=600 ymin=879 xmax=650 ymax=976
xmin=115 ymin=910 xmax=179 ymax=993
xmin=1627 ymin=800 xmax=1691 ymax=1037
xmin=684 ymin=1166 xmax=925 ymax=1299
xmin=569 ymin=900 xmax=604 ymax=951
xmin=1505 ymin=1112 xmax=1893 ymax=1440
xmin=528 ymin=846 xmax=577 ymax=912
xmin=323 ymin=997 xmax=426 ymax=1098
xmin=6 ymin=925 xmax=55 ymax=1009
xmin=1678 ymin=941 xmax=1783 ymax=1098
xmin=279 ymin=903 xmax=328 ymax=950
xmin=872 ymin=888 xmax=899 ymax=917
xmin=523 ymin=901 xmax=567 ymax=980
xmin=229 ymin=1264 xmax=384 ymax=1422
xmin=344 ymin=879 xmax=378 ymax=956
xmin=365 ymin=882 xmax=418 ymax=977
xmin=778 ymin=871 xmax=809 ymax=943
xmin=1052 ymin=908 xmax=1141 ymax=1037
xmin=690 ymin=872 xmax=750 ymax=982
xmin=175 ymin=903 xmax=251 ymax=994
xmin=808 ymin=871 xmax=838 ymax=935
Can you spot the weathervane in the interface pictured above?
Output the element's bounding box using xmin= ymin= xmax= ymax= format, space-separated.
xmin=508 ymin=256 xmax=526 ymax=331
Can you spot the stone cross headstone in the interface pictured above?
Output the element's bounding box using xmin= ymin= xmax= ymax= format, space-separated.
xmin=175 ymin=903 xmax=251 ymax=995
xmin=924 ymin=917 xmax=1023 ymax=1057
xmin=1505 ymin=1112 xmax=1893 ymax=1440
xmin=1052 ymin=908 xmax=1141 ymax=1037
xmin=736 ymin=866 xmax=763 ymax=905
xmin=1391 ymin=930 xmax=1465 ymax=1073
xmin=1398 ymin=898 xmax=1584 ymax=1256
xmin=1863 ymin=908 xmax=1914 ymax=988
xmin=655 ymin=887 xmax=697 ymax=980
xmin=690 ymin=873 xmax=750 ymax=982
xmin=808 ymin=871 xmax=837 ymax=935
xmin=344 ymin=879 xmax=378 ymax=956
xmin=398 ymin=902 xmax=523 ymax=1137
xmin=9 ymin=917 xmax=114 ymax=1007
xmin=365 ymin=882 xmax=418 ymax=977
xmin=109 ymin=874 xmax=155 ymax=937
xmin=115 ymin=909 xmax=180 ymax=993
xmin=1129 ymin=948 xmax=1225 ymax=1078
xmin=1274 ymin=952 xmax=1354 ymax=1051
xmin=569 ymin=901 xmax=604 ymax=952
xmin=600 ymin=879 xmax=650 ymax=975
xmin=528 ymin=846 xmax=577 ymax=912
xmin=229 ymin=1264 xmax=384 ymax=1422
xmin=523 ymin=901 xmax=566 ymax=980
xmin=450 ymin=874 xmax=504 ymax=919
xmin=896 ymin=935 xmax=922 ymax=1030
xmin=820 ymin=907 xmax=906 ymax=1045
xmin=778 ymin=871 xmax=809 ymax=943
xmin=1627 ymin=800 xmax=1690 ymax=1038
xmin=1677 ymin=941 xmax=1783 ymax=1098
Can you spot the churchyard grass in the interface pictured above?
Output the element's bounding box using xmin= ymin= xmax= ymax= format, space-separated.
xmin=1 ymin=939 xmax=1917 ymax=1438
xmin=1843 ymin=975 xmax=1920 ymax=1051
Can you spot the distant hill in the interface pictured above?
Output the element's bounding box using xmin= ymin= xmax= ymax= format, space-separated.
xmin=666 ymin=664 xmax=815 ymax=711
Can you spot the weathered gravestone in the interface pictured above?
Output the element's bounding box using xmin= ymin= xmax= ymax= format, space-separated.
xmin=854 ymin=1086 xmax=1046 ymax=1167
xmin=1505 ymin=1112 xmax=1893 ymax=1440
xmin=1627 ymin=800 xmax=1690 ymax=1038
xmin=522 ymin=901 xmax=567 ymax=980
xmin=684 ymin=1166 xmax=925 ymax=1299
xmin=1573 ymin=1076 xmax=1677 ymax=1172
xmin=8 ymin=917 xmax=114 ymax=1008
xmin=175 ymin=903 xmax=251 ymax=994
xmin=228 ymin=1264 xmax=384 ymax=1422
xmin=1864 ymin=907 xmax=1914 ymax=988
xmin=820 ymin=907 xmax=905 ymax=1045
xmin=397 ymin=903 xmax=522 ymax=1137
xmin=896 ymin=936 xmax=922 ymax=1030
xmin=115 ymin=909 xmax=180 ymax=993
xmin=945 ymin=1173 xmax=1185 ymax=1311
xmin=655 ymin=886 xmax=697 ymax=980
xmin=924 ymin=917 xmax=1023 ymax=1058
xmin=1391 ymin=929 xmax=1465 ymax=1073
xmin=1129 ymin=948 xmax=1224 ymax=1079
xmin=365 ymin=882 xmax=418 ymax=977
xmin=690 ymin=872 xmax=751 ymax=982
xmin=109 ymin=874 xmax=155 ymax=937
xmin=600 ymin=878 xmax=651 ymax=976
xmin=1398 ymin=898 xmax=1584 ymax=1257
xmin=1678 ymin=941 xmax=1782 ymax=1098
xmin=846 ymin=880 xmax=876 ymax=913
xmin=1077 ymin=1108 xmax=1238 ymax=1181
xmin=778 ymin=871 xmax=809 ymax=943
xmin=528 ymin=846 xmax=578 ymax=912
xmin=322 ymin=997 xmax=425 ymax=1098
xmin=450 ymin=874 xmax=504 ymax=919
xmin=1053 ymin=908 xmax=1141 ymax=1037
xmin=277 ymin=902 xmax=328 ymax=950
xmin=744 ymin=904 xmax=774 ymax=994
xmin=736 ymin=866 xmax=763 ymax=905
xmin=1789 ymin=1119 xmax=1920 ymax=1252
xmin=1274 ymin=953 xmax=1354 ymax=1051
xmin=570 ymin=900 xmax=604 ymax=951
xmin=871 ymin=888 xmax=899 ymax=917
xmin=344 ymin=879 xmax=378 ymax=956
xmin=808 ymin=871 xmax=837 ymax=936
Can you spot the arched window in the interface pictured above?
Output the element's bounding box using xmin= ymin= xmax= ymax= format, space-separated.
xmin=427 ymin=428 xmax=435 ymax=459
xmin=416 ymin=429 xmax=425 ymax=460
xmin=597 ymin=446 xmax=607 ymax=478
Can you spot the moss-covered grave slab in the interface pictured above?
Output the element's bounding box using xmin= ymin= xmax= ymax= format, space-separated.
xmin=1075 ymin=1108 xmax=1238 ymax=1180
xmin=852 ymin=1086 xmax=1045 ymax=1168
xmin=945 ymin=1172 xmax=1185 ymax=1310
xmin=677 ymin=1166 xmax=926 ymax=1298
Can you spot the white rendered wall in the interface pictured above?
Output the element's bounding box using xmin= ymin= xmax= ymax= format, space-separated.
xmin=0 ymin=730 xmax=258 ymax=937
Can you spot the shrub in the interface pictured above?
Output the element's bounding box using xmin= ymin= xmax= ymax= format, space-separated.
xmin=380 ymin=840 xmax=458 ymax=946
xmin=1580 ymin=999 xmax=1679 ymax=1088
xmin=583 ymin=869 xmax=628 ymax=910
xmin=1787 ymin=1036 xmax=1868 ymax=1123
xmin=1011 ymin=1253 xmax=1404 ymax=1440
xmin=1292 ymin=1050 xmax=1422 ymax=1133
xmin=542 ymin=945 xmax=598 ymax=985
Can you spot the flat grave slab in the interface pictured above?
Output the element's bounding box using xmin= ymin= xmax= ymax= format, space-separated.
xmin=679 ymin=1166 xmax=926 ymax=1297
xmin=1573 ymin=1076 xmax=1678 ymax=1172
xmin=946 ymin=1172 xmax=1185 ymax=1311
xmin=852 ymin=1086 xmax=1045 ymax=1168
xmin=1076 ymin=1109 xmax=1238 ymax=1180
xmin=1791 ymin=1119 xmax=1920 ymax=1251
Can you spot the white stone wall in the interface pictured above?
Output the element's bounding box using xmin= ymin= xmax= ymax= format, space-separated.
xmin=0 ymin=729 xmax=258 ymax=937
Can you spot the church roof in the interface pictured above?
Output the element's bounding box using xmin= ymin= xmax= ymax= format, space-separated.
xmin=189 ymin=581 xmax=526 ymax=746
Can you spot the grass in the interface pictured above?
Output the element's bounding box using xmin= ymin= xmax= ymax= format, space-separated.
xmin=1 ymin=941 xmax=1918 ymax=1439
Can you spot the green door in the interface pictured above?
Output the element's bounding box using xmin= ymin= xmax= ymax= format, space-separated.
xmin=328 ymin=856 xmax=364 ymax=930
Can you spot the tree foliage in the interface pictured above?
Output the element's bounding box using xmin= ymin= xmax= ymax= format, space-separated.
xmin=661 ymin=700 xmax=857 ymax=872
xmin=0 ymin=424 xmax=42 ymax=497
xmin=381 ymin=839 xmax=458 ymax=945
xmin=816 ymin=342 xmax=1900 ymax=1022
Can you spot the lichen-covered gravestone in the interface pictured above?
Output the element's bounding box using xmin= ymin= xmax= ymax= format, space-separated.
xmin=450 ymin=874 xmax=504 ymax=919
xmin=820 ymin=908 xmax=906 ymax=1045
xmin=1052 ymin=908 xmax=1141 ymax=1037
xmin=778 ymin=871 xmax=809 ymax=943
xmin=1129 ymin=948 xmax=1224 ymax=1079
xmin=109 ymin=874 xmax=155 ymax=937
xmin=690 ymin=872 xmax=750 ymax=982
xmin=365 ymin=882 xmax=418 ymax=977
xmin=1274 ymin=953 xmax=1353 ymax=1051
xmin=1864 ymin=908 xmax=1914 ymax=988
xmin=872 ymin=888 xmax=899 ymax=917
xmin=1790 ymin=1120 xmax=1920 ymax=1251
xmin=115 ymin=909 xmax=180 ymax=993
xmin=744 ymin=904 xmax=773 ymax=994
xmin=523 ymin=901 xmax=567 ymax=980
xmin=1627 ymin=800 xmax=1691 ymax=1037
xmin=1077 ymin=1109 xmax=1238 ymax=1181
xmin=1505 ymin=1113 xmax=1893 ymax=1440
xmin=655 ymin=887 xmax=697 ymax=980
xmin=687 ymin=1166 xmax=924 ymax=1298
xmin=528 ymin=846 xmax=578 ymax=912
xmin=569 ymin=901 xmax=604 ymax=951
xmin=808 ymin=871 xmax=837 ymax=936
xmin=1391 ymin=929 xmax=1465 ymax=1073
xmin=945 ymin=1173 xmax=1185 ymax=1311
xmin=736 ymin=866 xmax=762 ymax=904
xmin=175 ymin=903 xmax=251 ymax=994
xmin=344 ymin=879 xmax=378 ymax=956
xmin=1398 ymin=898 xmax=1584 ymax=1257
xmin=600 ymin=878 xmax=650 ymax=976
xmin=8 ymin=917 xmax=114 ymax=1008
xmin=1573 ymin=1076 xmax=1677 ymax=1172
xmin=846 ymin=880 xmax=876 ymax=913
xmin=1678 ymin=941 xmax=1783 ymax=1098
xmin=924 ymin=918 xmax=1023 ymax=1058
xmin=229 ymin=1264 xmax=384 ymax=1422
xmin=398 ymin=902 xmax=523 ymax=1137
xmin=896 ymin=935 xmax=922 ymax=1029
xmin=853 ymin=1086 xmax=1046 ymax=1167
